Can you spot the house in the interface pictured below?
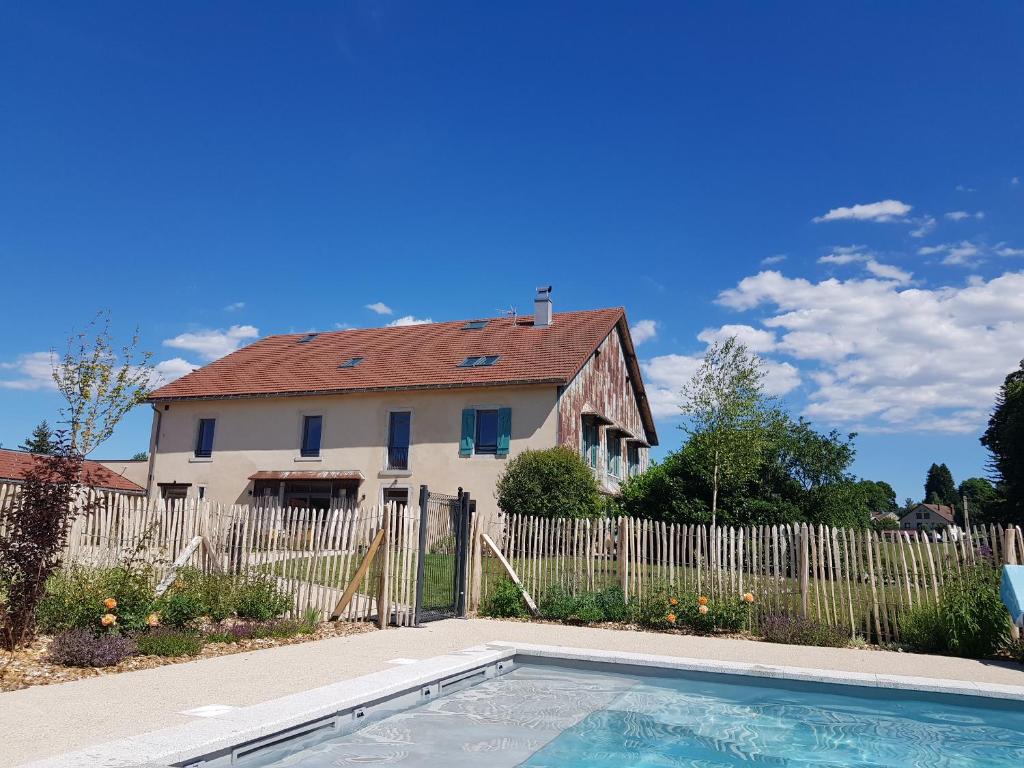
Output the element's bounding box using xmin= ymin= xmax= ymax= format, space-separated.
xmin=0 ymin=447 xmax=145 ymax=496
xmin=900 ymin=502 xmax=956 ymax=531
xmin=144 ymin=289 xmax=658 ymax=517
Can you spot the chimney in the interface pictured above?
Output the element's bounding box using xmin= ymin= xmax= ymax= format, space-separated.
xmin=534 ymin=286 xmax=553 ymax=327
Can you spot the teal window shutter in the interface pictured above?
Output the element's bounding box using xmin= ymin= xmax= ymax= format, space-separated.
xmin=496 ymin=407 xmax=512 ymax=456
xmin=459 ymin=409 xmax=476 ymax=457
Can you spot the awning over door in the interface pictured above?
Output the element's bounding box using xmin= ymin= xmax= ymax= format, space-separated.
xmin=248 ymin=470 xmax=364 ymax=482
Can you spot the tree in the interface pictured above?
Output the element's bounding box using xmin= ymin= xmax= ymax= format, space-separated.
xmin=924 ymin=463 xmax=957 ymax=508
xmin=981 ymin=359 xmax=1024 ymax=523
xmin=858 ymin=479 xmax=898 ymax=514
xmin=496 ymin=447 xmax=602 ymax=519
xmin=52 ymin=311 xmax=152 ymax=457
xmin=679 ymin=337 xmax=773 ymax=525
xmin=958 ymin=476 xmax=1003 ymax=525
xmin=131 ymin=451 xmax=149 ymax=461
xmin=18 ymin=420 xmax=56 ymax=454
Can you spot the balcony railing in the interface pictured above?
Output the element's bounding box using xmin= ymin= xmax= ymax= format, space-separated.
xmin=386 ymin=445 xmax=409 ymax=471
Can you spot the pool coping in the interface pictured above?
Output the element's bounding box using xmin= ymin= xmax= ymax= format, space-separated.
xmin=21 ymin=641 xmax=1024 ymax=767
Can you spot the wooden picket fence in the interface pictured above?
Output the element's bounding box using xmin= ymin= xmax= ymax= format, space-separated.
xmin=476 ymin=514 xmax=1023 ymax=644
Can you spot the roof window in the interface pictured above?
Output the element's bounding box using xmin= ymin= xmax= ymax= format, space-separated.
xmin=298 ymin=333 xmax=319 ymax=344
xmin=338 ymin=357 xmax=364 ymax=368
xmin=462 ymin=320 xmax=489 ymax=330
xmin=458 ymin=355 xmax=500 ymax=368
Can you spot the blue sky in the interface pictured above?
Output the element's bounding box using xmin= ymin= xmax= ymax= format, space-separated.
xmin=2 ymin=2 xmax=1022 ymax=503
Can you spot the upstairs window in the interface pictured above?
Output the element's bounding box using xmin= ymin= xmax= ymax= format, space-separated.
xmin=298 ymin=333 xmax=318 ymax=343
xmin=475 ymin=409 xmax=499 ymax=454
xmin=301 ymin=415 xmax=323 ymax=457
xmin=387 ymin=411 xmax=411 ymax=470
xmin=582 ymin=419 xmax=600 ymax=469
xmin=194 ymin=418 xmax=216 ymax=458
xmin=606 ymin=432 xmax=622 ymax=479
xmin=462 ymin=320 xmax=489 ymax=330
xmin=339 ymin=357 xmax=363 ymax=368
xmin=459 ymin=408 xmax=511 ymax=457
xmin=627 ymin=442 xmax=641 ymax=477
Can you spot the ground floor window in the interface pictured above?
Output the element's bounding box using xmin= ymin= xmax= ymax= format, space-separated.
xmin=252 ymin=479 xmax=359 ymax=510
xmin=382 ymin=487 xmax=410 ymax=509
xmin=159 ymin=483 xmax=190 ymax=510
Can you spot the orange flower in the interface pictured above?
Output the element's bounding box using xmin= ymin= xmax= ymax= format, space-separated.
xmin=742 ymin=592 xmax=755 ymax=604
xmin=698 ymin=604 xmax=709 ymax=615
xmin=666 ymin=613 xmax=677 ymax=624
xmin=698 ymin=595 xmax=709 ymax=606
xmin=100 ymin=613 xmax=117 ymax=627
xmin=669 ymin=597 xmax=679 ymax=606
xmin=103 ymin=597 xmax=117 ymax=611
xmin=146 ymin=612 xmax=161 ymax=627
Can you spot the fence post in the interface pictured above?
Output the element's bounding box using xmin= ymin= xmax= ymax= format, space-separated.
xmin=799 ymin=523 xmax=810 ymax=617
xmin=618 ymin=517 xmax=629 ymax=603
xmin=414 ymin=485 xmax=429 ymax=627
xmin=455 ymin=490 xmax=472 ymax=617
xmin=1007 ymin=526 xmax=1021 ymax=641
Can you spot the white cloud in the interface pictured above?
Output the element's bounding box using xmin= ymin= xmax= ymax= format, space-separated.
xmin=995 ymin=243 xmax=1024 ymax=258
xmin=864 ymin=259 xmax=913 ymax=284
xmin=813 ymin=199 xmax=912 ymax=223
xmin=917 ymin=240 xmax=983 ymax=266
xmin=818 ymin=245 xmax=871 ymax=265
xmin=0 ymin=351 xmax=56 ymax=390
xmin=761 ymin=254 xmax=787 ymax=266
xmin=149 ymin=358 xmax=198 ymax=386
xmin=696 ymin=324 xmax=777 ymax=353
xmin=714 ymin=269 xmax=1024 ymax=433
xmin=956 ymin=184 xmax=976 ymax=192
xmin=223 ymin=302 xmax=246 ymax=312
xmin=365 ymin=302 xmax=393 ymax=316
xmin=630 ymin=319 xmax=658 ymax=345
xmin=386 ymin=315 xmax=432 ymax=327
xmin=1013 ymin=177 xmax=1020 ymax=186
xmin=909 ymin=216 xmax=936 ymax=238
xmin=163 ymin=325 xmax=259 ymax=361
xmin=944 ymin=211 xmax=984 ymax=221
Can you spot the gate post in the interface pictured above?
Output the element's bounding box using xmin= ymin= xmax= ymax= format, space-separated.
xmin=455 ymin=490 xmax=472 ymax=618
xmin=414 ymin=485 xmax=429 ymax=627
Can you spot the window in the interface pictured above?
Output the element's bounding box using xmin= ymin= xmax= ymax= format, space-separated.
xmin=387 ymin=411 xmax=411 ymax=470
xmin=475 ymin=409 xmax=499 ymax=454
xmin=160 ymin=483 xmax=189 ymax=511
xmin=582 ymin=419 xmax=600 ymax=469
xmin=298 ymin=333 xmax=318 ymax=343
xmin=301 ymin=415 xmax=322 ymax=457
xmin=194 ymin=418 xmax=216 ymax=458
xmin=457 ymin=355 xmax=500 ymax=367
xmin=383 ymin=487 xmax=410 ymax=508
xmin=627 ymin=443 xmax=641 ymax=477
xmin=339 ymin=357 xmax=363 ymax=368
xmin=606 ymin=432 xmax=622 ymax=478
xmin=198 ymin=486 xmax=206 ymax=500
xmin=463 ymin=320 xmax=489 ymax=330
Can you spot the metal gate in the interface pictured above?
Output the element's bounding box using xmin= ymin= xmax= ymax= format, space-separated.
xmin=414 ymin=486 xmax=473 ymax=624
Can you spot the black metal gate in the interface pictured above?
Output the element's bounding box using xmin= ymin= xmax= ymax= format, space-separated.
xmin=414 ymin=485 xmax=473 ymax=624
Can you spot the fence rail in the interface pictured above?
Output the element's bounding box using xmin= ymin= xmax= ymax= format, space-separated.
xmin=476 ymin=514 xmax=1023 ymax=644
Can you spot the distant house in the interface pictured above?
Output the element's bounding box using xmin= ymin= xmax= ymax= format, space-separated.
xmin=871 ymin=510 xmax=899 ymax=525
xmin=900 ymin=503 xmax=956 ymax=531
xmin=0 ymin=448 xmax=145 ymax=496
xmin=145 ymin=288 xmax=659 ymax=517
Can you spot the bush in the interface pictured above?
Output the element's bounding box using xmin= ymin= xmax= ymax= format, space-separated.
xmin=46 ymin=629 xmax=137 ymax=667
xmin=234 ymin=573 xmax=292 ymax=621
xmin=136 ymin=628 xmax=204 ymax=657
xmin=152 ymin=589 xmax=206 ymax=629
xmin=175 ymin=568 xmax=238 ymax=622
xmin=573 ymin=592 xmax=605 ymax=623
xmin=480 ymin=578 xmax=527 ymax=618
xmin=626 ymin=587 xmax=753 ymax=634
xmin=495 ymin=447 xmax=602 ymax=519
xmin=759 ymin=612 xmax=850 ymax=647
xmin=594 ymin=585 xmax=627 ymax=622
xmin=37 ymin=565 xmax=156 ymax=634
xmin=1009 ymin=637 xmax=1024 ymax=665
xmin=538 ymin=585 xmax=580 ymax=621
xmin=899 ymin=565 xmax=1010 ymax=658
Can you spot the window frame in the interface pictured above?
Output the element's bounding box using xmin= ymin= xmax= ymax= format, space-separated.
xmin=474 ymin=408 xmax=500 ymax=455
xmin=606 ymin=431 xmax=623 ymax=479
xmin=581 ymin=418 xmax=600 ymax=469
xmin=194 ymin=418 xmax=216 ymax=458
xmin=385 ymin=409 xmax=412 ymax=470
xmin=300 ymin=414 xmax=323 ymax=458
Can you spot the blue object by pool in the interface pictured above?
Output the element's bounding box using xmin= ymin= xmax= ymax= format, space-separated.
xmin=243 ymin=664 xmax=1024 ymax=767
xmin=1003 ymin=564 xmax=1024 ymax=627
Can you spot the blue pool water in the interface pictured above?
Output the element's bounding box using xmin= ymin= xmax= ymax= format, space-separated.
xmin=246 ymin=663 xmax=1024 ymax=767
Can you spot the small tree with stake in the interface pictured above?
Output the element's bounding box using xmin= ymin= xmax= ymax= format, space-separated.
xmin=0 ymin=312 xmax=151 ymax=650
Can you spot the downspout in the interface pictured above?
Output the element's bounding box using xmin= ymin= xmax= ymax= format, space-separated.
xmin=146 ymin=403 xmax=162 ymax=499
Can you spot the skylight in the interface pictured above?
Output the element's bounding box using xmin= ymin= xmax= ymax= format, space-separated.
xmin=458 ymin=355 xmax=500 ymax=368
xmin=298 ymin=333 xmax=319 ymax=344
xmin=338 ymin=357 xmax=364 ymax=368
xmin=462 ymin=320 xmax=489 ymax=330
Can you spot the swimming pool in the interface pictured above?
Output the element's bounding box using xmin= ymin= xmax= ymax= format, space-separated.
xmin=23 ymin=644 xmax=1024 ymax=768
xmin=211 ymin=659 xmax=1024 ymax=767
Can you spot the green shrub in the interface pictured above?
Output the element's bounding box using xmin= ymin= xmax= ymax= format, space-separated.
xmin=627 ymin=587 xmax=752 ymax=634
xmin=1008 ymin=637 xmax=1024 ymax=665
xmin=136 ymin=628 xmax=204 ymax=657
xmin=495 ymin=447 xmax=602 ymax=519
xmin=298 ymin=607 xmax=321 ymax=635
xmin=175 ymin=568 xmax=238 ymax=622
xmin=538 ymin=585 xmax=579 ymax=621
xmin=37 ymin=565 xmax=155 ymax=634
xmin=759 ymin=612 xmax=850 ymax=647
xmin=153 ymin=589 xmax=206 ymax=629
xmin=480 ymin=578 xmax=527 ymax=618
xmin=626 ymin=586 xmax=674 ymax=628
xmin=899 ymin=565 xmax=1010 ymax=658
xmin=594 ymin=585 xmax=627 ymax=622
xmin=234 ymin=573 xmax=292 ymax=621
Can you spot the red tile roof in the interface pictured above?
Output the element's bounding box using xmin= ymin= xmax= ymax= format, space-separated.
xmin=0 ymin=449 xmax=146 ymax=494
xmin=149 ymin=308 xmax=657 ymax=444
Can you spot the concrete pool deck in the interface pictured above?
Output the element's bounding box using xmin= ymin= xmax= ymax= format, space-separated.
xmin=6 ymin=618 xmax=1024 ymax=766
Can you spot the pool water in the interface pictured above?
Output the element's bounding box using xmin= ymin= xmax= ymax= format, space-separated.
xmin=243 ymin=663 xmax=1024 ymax=767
